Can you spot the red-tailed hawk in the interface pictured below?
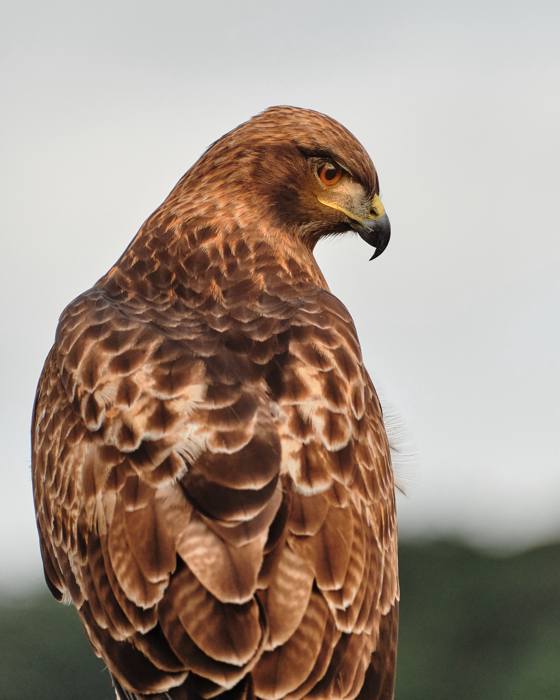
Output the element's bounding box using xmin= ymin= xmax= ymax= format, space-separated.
xmin=32 ymin=106 xmax=398 ymax=699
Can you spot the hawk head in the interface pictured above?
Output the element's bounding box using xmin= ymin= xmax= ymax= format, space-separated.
xmin=177 ymin=105 xmax=391 ymax=260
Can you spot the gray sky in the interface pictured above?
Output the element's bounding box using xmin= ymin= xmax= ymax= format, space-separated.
xmin=1 ymin=0 xmax=559 ymax=591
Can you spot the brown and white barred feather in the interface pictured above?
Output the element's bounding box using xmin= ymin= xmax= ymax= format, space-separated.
xmin=32 ymin=107 xmax=398 ymax=699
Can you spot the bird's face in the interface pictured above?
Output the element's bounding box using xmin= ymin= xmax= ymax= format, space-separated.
xmin=186 ymin=106 xmax=391 ymax=259
xmin=244 ymin=109 xmax=391 ymax=260
xmin=300 ymin=152 xmax=391 ymax=260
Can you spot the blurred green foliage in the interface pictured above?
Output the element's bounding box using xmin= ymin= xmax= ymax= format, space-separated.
xmin=0 ymin=585 xmax=113 ymax=699
xmin=1 ymin=540 xmax=558 ymax=699
xmin=397 ymin=540 xmax=560 ymax=699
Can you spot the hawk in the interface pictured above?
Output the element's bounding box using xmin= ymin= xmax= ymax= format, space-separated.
xmin=32 ymin=106 xmax=398 ymax=699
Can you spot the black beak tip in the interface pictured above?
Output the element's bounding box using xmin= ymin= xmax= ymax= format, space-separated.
xmin=356 ymin=213 xmax=391 ymax=262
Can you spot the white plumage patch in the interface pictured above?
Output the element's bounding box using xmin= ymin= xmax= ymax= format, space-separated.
xmin=379 ymin=392 xmax=417 ymax=495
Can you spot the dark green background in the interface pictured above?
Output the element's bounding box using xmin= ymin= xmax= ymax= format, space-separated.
xmin=2 ymin=540 xmax=558 ymax=699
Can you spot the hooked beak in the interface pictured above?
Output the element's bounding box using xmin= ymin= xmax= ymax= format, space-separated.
xmin=351 ymin=194 xmax=391 ymax=261
xmin=317 ymin=192 xmax=391 ymax=261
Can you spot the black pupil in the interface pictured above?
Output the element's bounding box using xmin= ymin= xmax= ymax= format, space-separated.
xmin=324 ymin=165 xmax=338 ymax=181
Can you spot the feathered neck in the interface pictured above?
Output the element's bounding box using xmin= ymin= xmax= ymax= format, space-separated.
xmin=100 ymin=210 xmax=329 ymax=310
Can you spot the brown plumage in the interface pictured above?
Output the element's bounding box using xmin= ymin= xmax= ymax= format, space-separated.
xmin=32 ymin=106 xmax=399 ymax=699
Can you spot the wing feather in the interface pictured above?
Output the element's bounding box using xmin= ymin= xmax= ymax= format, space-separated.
xmin=32 ymin=235 xmax=398 ymax=698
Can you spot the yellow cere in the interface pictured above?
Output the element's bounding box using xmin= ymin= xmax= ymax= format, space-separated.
xmin=317 ymin=193 xmax=386 ymax=224
xmin=369 ymin=194 xmax=385 ymax=220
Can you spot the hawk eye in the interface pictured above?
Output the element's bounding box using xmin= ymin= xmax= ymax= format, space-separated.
xmin=318 ymin=162 xmax=342 ymax=187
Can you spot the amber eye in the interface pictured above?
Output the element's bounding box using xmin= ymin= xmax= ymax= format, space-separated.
xmin=318 ymin=162 xmax=342 ymax=187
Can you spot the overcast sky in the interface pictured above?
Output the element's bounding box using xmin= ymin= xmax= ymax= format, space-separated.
xmin=1 ymin=0 xmax=559 ymax=591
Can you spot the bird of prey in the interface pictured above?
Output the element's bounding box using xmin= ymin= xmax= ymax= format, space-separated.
xmin=32 ymin=106 xmax=398 ymax=699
